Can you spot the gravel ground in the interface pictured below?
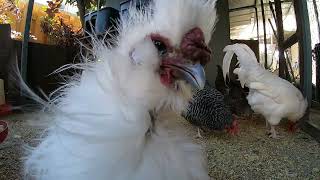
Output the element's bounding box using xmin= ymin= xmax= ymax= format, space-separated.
xmin=0 ymin=112 xmax=319 ymax=180
xmin=0 ymin=113 xmax=43 ymax=180
xmin=204 ymin=116 xmax=320 ymax=180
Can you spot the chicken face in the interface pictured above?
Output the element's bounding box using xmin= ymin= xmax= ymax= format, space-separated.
xmin=151 ymin=27 xmax=211 ymax=90
xmin=112 ymin=0 xmax=217 ymax=111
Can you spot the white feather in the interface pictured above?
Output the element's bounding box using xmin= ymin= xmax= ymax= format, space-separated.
xmin=222 ymin=43 xmax=307 ymax=127
xmin=24 ymin=0 xmax=217 ymax=179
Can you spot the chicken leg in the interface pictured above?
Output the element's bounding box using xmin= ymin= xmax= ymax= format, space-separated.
xmin=269 ymin=125 xmax=283 ymax=139
xmin=265 ymin=120 xmax=270 ymax=134
xmin=195 ymin=128 xmax=203 ymax=139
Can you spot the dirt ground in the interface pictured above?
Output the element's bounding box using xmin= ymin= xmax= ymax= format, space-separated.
xmin=0 ymin=112 xmax=319 ymax=180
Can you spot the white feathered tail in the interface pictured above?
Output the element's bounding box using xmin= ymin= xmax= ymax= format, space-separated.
xmin=222 ymin=43 xmax=265 ymax=88
xmin=222 ymin=43 xmax=308 ymax=122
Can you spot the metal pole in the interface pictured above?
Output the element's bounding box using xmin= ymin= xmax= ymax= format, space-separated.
xmin=274 ymin=0 xmax=287 ymax=79
xmin=294 ymin=0 xmax=312 ymax=106
xmin=255 ymin=6 xmax=260 ymax=62
xmin=21 ymin=0 xmax=34 ymax=82
xmin=294 ymin=0 xmax=317 ymax=141
xmin=315 ymin=44 xmax=320 ymax=101
xmin=260 ymin=0 xmax=268 ymax=68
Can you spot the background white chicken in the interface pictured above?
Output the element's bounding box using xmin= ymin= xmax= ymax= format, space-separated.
xmin=222 ymin=44 xmax=308 ymax=139
xmin=24 ymin=0 xmax=217 ymax=179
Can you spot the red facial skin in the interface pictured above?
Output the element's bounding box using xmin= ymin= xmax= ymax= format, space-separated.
xmin=160 ymin=67 xmax=173 ymax=86
xmin=226 ymin=118 xmax=240 ymax=136
xmin=159 ymin=58 xmax=184 ymax=87
xmin=150 ymin=27 xmax=212 ymax=87
xmin=288 ymin=121 xmax=298 ymax=133
xmin=180 ymin=27 xmax=212 ymax=66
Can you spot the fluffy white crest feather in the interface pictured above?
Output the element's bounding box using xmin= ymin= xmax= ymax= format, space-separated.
xmin=24 ymin=0 xmax=217 ymax=179
xmin=117 ymin=0 xmax=217 ymax=55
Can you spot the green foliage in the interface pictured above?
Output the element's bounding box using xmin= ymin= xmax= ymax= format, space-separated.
xmin=0 ymin=14 xmax=13 ymax=24
xmin=40 ymin=0 xmax=82 ymax=46
xmin=0 ymin=0 xmax=22 ymax=24
xmin=65 ymin=0 xmax=107 ymax=13
xmin=44 ymin=0 xmax=63 ymax=18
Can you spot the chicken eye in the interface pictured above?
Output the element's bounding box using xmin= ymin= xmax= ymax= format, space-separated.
xmin=152 ymin=40 xmax=167 ymax=56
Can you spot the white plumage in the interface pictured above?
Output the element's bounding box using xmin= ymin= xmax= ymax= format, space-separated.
xmin=222 ymin=43 xmax=308 ymax=139
xmin=24 ymin=0 xmax=217 ymax=179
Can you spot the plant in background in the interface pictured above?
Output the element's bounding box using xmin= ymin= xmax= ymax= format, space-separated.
xmin=40 ymin=0 xmax=82 ymax=46
xmin=0 ymin=0 xmax=22 ymax=24
xmin=0 ymin=14 xmax=12 ymax=24
xmin=44 ymin=0 xmax=62 ymax=18
xmin=0 ymin=0 xmax=34 ymax=40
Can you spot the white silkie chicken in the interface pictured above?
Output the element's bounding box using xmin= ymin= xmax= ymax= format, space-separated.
xmin=24 ymin=0 xmax=217 ymax=179
xmin=222 ymin=44 xmax=308 ymax=139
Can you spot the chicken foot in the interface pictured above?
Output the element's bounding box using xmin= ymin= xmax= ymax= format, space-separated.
xmin=195 ymin=128 xmax=203 ymax=139
xmin=268 ymin=125 xmax=283 ymax=139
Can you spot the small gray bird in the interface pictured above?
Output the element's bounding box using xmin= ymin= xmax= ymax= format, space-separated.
xmin=182 ymin=81 xmax=239 ymax=137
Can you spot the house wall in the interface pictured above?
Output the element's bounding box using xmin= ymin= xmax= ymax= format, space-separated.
xmin=206 ymin=0 xmax=231 ymax=86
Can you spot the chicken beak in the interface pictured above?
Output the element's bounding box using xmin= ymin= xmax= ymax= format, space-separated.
xmin=163 ymin=63 xmax=206 ymax=90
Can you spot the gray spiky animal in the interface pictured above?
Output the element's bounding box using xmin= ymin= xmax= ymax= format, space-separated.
xmin=182 ymin=81 xmax=239 ymax=137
